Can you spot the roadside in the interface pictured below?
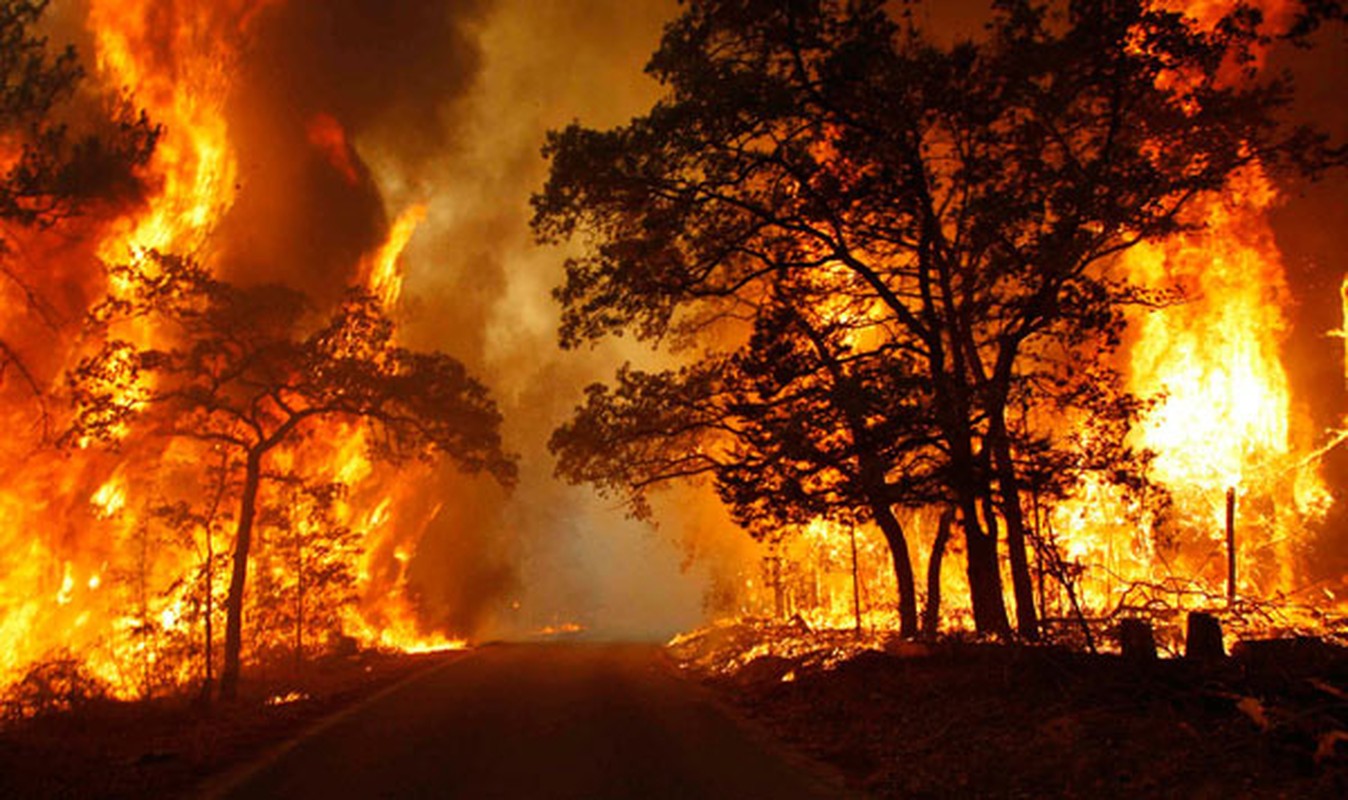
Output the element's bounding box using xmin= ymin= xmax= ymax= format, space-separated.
xmin=0 ymin=649 xmax=463 ymax=799
xmin=670 ymin=622 xmax=1348 ymax=798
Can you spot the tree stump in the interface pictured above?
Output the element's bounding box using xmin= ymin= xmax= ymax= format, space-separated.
xmin=1118 ymin=618 xmax=1157 ymax=661
xmin=1186 ymin=612 xmax=1225 ymax=660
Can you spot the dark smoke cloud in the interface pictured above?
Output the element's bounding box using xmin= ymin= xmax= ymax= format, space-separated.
xmin=214 ymin=0 xmax=493 ymax=303
xmin=246 ymin=0 xmax=491 ymax=164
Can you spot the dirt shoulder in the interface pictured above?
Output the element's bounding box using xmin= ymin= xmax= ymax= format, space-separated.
xmin=0 ymin=649 xmax=463 ymax=799
xmin=670 ymin=623 xmax=1348 ymax=798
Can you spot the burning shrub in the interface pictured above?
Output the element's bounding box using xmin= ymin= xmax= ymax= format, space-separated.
xmin=1 ymin=651 xmax=110 ymax=723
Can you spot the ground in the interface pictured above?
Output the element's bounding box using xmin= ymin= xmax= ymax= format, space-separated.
xmin=0 ymin=650 xmax=459 ymax=799
xmin=670 ymin=622 xmax=1348 ymax=798
xmin=5 ymin=629 xmax=1348 ymax=798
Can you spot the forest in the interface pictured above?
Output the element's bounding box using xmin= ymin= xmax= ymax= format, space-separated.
xmin=0 ymin=0 xmax=1347 ymax=797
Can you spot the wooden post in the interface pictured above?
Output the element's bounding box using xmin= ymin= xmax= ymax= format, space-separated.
xmin=1032 ymin=488 xmax=1046 ymax=621
xmin=850 ymin=526 xmax=862 ymax=635
xmin=1119 ymin=618 xmax=1157 ymax=661
xmin=204 ymin=521 xmax=213 ymax=697
xmin=1186 ymin=611 xmax=1225 ymax=660
xmin=1225 ymin=487 xmax=1237 ymax=605
xmin=772 ymin=553 xmax=784 ymax=621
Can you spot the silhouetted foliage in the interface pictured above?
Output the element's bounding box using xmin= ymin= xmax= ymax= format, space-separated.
xmin=538 ymin=0 xmax=1342 ymax=639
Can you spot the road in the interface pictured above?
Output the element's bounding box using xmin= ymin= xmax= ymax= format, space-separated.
xmin=207 ymin=643 xmax=847 ymax=799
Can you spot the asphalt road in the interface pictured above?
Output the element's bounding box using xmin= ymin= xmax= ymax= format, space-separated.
xmin=206 ymin=643 xmax=846 ymax=799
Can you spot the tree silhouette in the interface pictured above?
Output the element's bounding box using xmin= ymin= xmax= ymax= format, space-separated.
xmin=68 ymin=253 xmax=515 ymax=700
xmin=552 ymin=292 xmax=943 ymax=636
xmin=536 ymin=0 xmax=1342 ymax=638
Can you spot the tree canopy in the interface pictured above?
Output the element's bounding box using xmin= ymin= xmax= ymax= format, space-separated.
xmin=537 ymin=0 xmax=1343 ymax=638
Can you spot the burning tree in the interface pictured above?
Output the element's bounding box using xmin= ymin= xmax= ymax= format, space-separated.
xmin=537 ymin=0 xmax=1343 ymax=639
xmin=253 ymin=479 xmax=361 ymax=672
xmin=0 ymin=0 xmax=157 ymax=406
xmin=67 ymin=253 xmax=516 ymax=700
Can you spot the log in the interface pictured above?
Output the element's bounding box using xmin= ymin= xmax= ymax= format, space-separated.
xmin=1186 ymin=611 xmax=1225 ymax=660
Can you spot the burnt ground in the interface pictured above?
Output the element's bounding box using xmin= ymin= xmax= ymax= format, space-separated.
xmin=0 ymin=649 xmax=463 ymax=799
xmin=671 ymin=623 xmax=1348 ymax=799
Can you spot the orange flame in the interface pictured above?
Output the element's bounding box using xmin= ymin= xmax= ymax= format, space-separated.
xmin=366 ymin=204 xmax=427 ymax=308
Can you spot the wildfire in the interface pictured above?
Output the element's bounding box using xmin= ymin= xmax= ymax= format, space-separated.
xmin=0 ymin=1 xmax=473 ymax=704
xmin=726 ymin=0 xmax=1345 ymax=648
xmin=0 ymin=0 xmax=1338 ymax=710
xmin=1026 ymin=2 xmax=1339 ymax=637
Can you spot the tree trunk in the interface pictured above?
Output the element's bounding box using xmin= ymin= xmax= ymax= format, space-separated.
xmin=1225 ymin=487 xmax=1237 ymax=605
xmin=1119 ymin=618 xmax=1157 ymax=661
xmin=770 ymin=552 xmax=784 ymax=621
xmin=871 ymin=501 xmax=918 ymax=638
xmin=848 ymin=525 xmax=862 ymax=634
xmin=201 ymin=527 xmax=213 ymax=705
xmin=962 ymin=493 xmax=1011 ymax=637
xmin=1186 ymin=612 xmax=1225 ymax=660
xmin=220 ymin=449 xmax=263 ymax=702
xmin=944 ymin=406 xmax=1011 ymax=637
xmin=923 ymin=507 xmax=954 ymax=636
xmin=200 ymin=454 xmax=228 ymax=706
xmin=137 ymin=523 xmax=152 ymax=702
xmin=294 ymin=527 xmax=304 ymax=675
xmin=988 ymin=415 xmax=1039 ymax=640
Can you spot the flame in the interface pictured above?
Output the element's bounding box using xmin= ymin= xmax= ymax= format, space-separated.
xmin=1124 ymin=166 xmax=1293 ymax=491
xmin=1340 ymin=277 xmax=1348 ymax=390
xmin=91 ymin=477 xmax=128 ymax=519
xmin=366 ymin=204 xmax=427 ymax=308
xmin=1017 ymin=1 xmax=1341 ymax=646
xmin=85 ymin=0 xmax=254 ymax=260
xmin=1035 ymin=3 xmax=1332 ymax=626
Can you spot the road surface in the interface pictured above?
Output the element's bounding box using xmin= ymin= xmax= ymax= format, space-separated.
xmin=207 ymin=643 xmax=847 ymax=799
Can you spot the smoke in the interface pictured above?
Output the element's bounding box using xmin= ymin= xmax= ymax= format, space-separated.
xmin=176 ymin=0 xmax=722 ymax=640
xmin=387 ymin=0 xmax=717 ymax=641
